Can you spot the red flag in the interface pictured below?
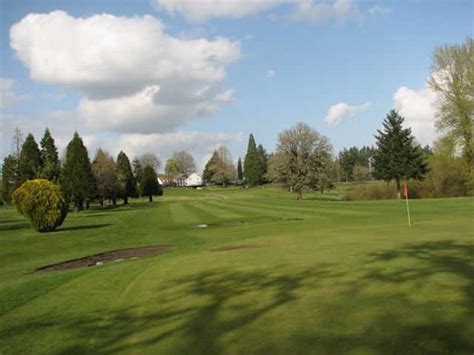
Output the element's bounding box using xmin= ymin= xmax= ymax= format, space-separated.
xmin=403 ymin=183 xmax=408 ymax=199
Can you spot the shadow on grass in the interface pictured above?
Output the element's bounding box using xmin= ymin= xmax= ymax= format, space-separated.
xmin=2 ymin=240 xmax=473 ymax=353
xmin=0 ymin=222 xmax=30 ymax=231
xmin=58 ymin=224 xmax=112 ymax=232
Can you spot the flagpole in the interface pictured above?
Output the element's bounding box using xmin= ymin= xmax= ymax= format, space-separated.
xmin=404 ymin=182 xmax=412 ymax=228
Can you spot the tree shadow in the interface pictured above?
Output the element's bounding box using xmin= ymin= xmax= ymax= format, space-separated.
xmin=58 ymin=224 xmax=112 ymax=232
xmin=0 ymin=222 xmax=30 ymax=231
xmin=2 ymin=240 xmax=473 ymax=353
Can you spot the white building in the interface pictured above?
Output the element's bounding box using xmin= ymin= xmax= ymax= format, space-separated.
xmin=176 ymin=173 xmax=202 ymax=187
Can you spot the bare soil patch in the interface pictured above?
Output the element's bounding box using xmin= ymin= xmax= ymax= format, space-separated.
xmin=211 ymin=245 xmax=266 ymax=252
xmin=32 ymin=245 xmax=168 ymax=273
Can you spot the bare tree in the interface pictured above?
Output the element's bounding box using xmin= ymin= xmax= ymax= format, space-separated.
xmin=172 ymin=150 xmax=196 ymax=175
xmin=268 ymin=122 xmax=334 ymax=200
xmin=138 ymin=153 xmax=161 ymax=171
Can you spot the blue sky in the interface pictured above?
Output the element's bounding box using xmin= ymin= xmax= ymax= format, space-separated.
xmin=0 ymin=0 xmax=472 ymax=171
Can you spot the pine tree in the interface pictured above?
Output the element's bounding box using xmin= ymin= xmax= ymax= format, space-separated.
xmin=39 ymin=128 xmax=61 ymax=182
xmin=244 ymin=134 xmax=264 ymax=186
xmin=203 ymin=151 xmax=218 ymax=184
xmin=373 ymin=110 xmax=429 ymax=198
xmin=92 ymin=149 xmax=119 ymax=206
xmin=117 ymin=151 xmax=136 ymax=204
xmin=18 ymin=133 xmax=42 ymax=184
xmin=257 ymin=144 xmax=268 ymax=182
xmin=237 ymin=157 xmax=243 ymax=183
xmin=1 ymin=155 xmax=19 ymax=203
xmin=141 ymin=165 xmax=161 ymax=202
xmin=61 ymin=132 xmax=96 ymax=211
xmin=132 ymin=158 xmax=143 ymax=195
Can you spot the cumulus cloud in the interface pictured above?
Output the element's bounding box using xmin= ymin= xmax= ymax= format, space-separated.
xmin=154 ymin=0 xmax=285 ymax=22
xmin=0 ymin=78 xmax=30 ymax=109
xmin=324 ymin=101 xmax=371 ymax=126
xmin=10 ymin=11 xmax=240 ymax=133
xmin=393 ymin=84 xmax=438 ymax=145
xmin=78 ymin=85 xmax=233 ymax=133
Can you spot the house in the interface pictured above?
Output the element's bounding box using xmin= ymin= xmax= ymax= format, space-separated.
xmin=186 ymin=173 xmax=202 ymax=187
xmin=176 ymin=173 xmax=203 ymax=187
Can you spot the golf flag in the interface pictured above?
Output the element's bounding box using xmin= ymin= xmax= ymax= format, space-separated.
xmin=404 ymin=182 xmax=411 ymax=228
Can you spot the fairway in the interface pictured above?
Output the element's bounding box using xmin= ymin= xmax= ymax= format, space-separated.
xmin=0 ymin=188 xmax=473 ymax=354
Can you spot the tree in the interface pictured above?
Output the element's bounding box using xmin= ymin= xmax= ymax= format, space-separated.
xmin=141 ymin=165 xmax=162 ymax=202
xmin=132 ymin=158 xmax=143 ymax=194
xmin=18 ymin=133 xmax=42 ymax=184
xmin=1 ymin=155 xmax=19 ymax=203
xmin=244 ymin=134 xmax=264 ymax=186
xmin=39 ymin=128 xmax=61 ymax=182
xmin=92 ymin=149 xmax=120 ymax=206
xmin=237 ymin=157 xmax=243 ymax=183
xmin=11 ymin=127 xmax=23 ymax=160
xmin=172 ymin=151 xmax=196 ymax=175
xmin=268 ymin=122 xmax=334 ymax=200
xmin=203 ymin=146 xmax=236 ymax=186
xmin=429 ymin=38 xmax=473 ymax=168
xmin=12 ymin=179 xmax=68 ymax=232
xmin=165 ymin=159 xmax=180 ymax=185
xmin=338 ymin=146 xmax=376 ymax=182
xmin=373 ymin=110 xmax=429 ymax=198
xmin=117 ymin=151 xmax=136 ymax=204
xmin=138 ymin=153 xmax=161 ymax=171
xmin=257 ymin=144 xmax=268 ymax=182
xmin=61 ymin=132 xmax=96 ymax=211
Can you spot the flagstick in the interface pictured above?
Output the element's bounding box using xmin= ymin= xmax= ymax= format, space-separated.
xmin=405 ymin=186 xmax=412 ymax=228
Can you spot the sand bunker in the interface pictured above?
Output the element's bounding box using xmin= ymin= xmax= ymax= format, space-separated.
xmin=33 ymin=245 xmax=168 ymax=273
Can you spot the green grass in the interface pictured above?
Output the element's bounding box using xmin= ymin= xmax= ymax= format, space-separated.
xmin=0 ymin=187 xmax=473 ymax=354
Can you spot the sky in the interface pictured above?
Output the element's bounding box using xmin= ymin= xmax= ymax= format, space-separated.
xmin=0 ymin=0 xmax=472 ymax=172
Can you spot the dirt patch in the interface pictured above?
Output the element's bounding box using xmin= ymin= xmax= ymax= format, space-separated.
xmin=211 ymin=245 xmax=266 ymax=252
xmin=32 ymin=245 xmax=168 ymax=273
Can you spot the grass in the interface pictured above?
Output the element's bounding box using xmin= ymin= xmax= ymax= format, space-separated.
xmin=0 ymin=187 xmax=473 ymax=354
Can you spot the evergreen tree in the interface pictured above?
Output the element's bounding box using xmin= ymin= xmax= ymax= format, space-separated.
xmin=203 ymin=147 xmax=236 ymax=186
xmin=39 ymin=128 xmax=61 ymax=182
xmin=203 ymin=151 xmax=219 ymax=184
xmin=237 ymin=157 xmax=243 ymax=183
xmin=373 ymin=110 xmax=429 ymax=198
xmin=117 ymin=151 xmax=136 ymax=204
xmin=257 ymin=144 xmax=268 ymax=179
xmin=18 ymin=133 xmax=42 ymax=184
xmin=141 ymin=165 xmax=161 ymax=202
xmin=244 ymin=134 xmax=264 ymax=186
xmin=1 ymin=155 xmax=19 ymax=203
xmin=92 ymin=149 xmax=120 ymax=206
xmin=132 ymin=158 xmax=143 ymax=194
xmin=61 ymin=132 xmax=96 ymax=211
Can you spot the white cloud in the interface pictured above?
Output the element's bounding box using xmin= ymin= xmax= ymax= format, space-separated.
xmin=10 ymin=11 xmax=240 ymax=133
xmin=393 ymin=84 xmax=438 ymax=145
xmin=288 ymin=0 xmax=361 ymax=26
xmin=0 ymin=78 xmax=30 ymax=109
xmin=266 ymin=69 xmax=276 ymax=79
xmin=78 ymin=85 xmax=234 ymax=133
xmin=324 ymin=101 xmax=371 ymax=126
xmin=154 ymin=0 xmax=387 ymax=25
xmin=368 ymin=4 xmax=391 ymax=16
xmin=154 ymin=0 xmax=285 ymax=22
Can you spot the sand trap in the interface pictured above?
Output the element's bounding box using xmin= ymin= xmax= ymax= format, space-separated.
xmin=32 ymin=245 xmax=168 ymax=273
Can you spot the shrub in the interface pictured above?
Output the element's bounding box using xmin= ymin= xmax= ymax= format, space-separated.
xmin=344 ymin=181 xmax=397 ymax=201
xmin=12 ymin=179 xmax=68 ymax=232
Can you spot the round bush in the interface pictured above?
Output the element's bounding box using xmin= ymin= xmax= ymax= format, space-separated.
xmin=12 ymin=179 xmax=68 ymax=232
